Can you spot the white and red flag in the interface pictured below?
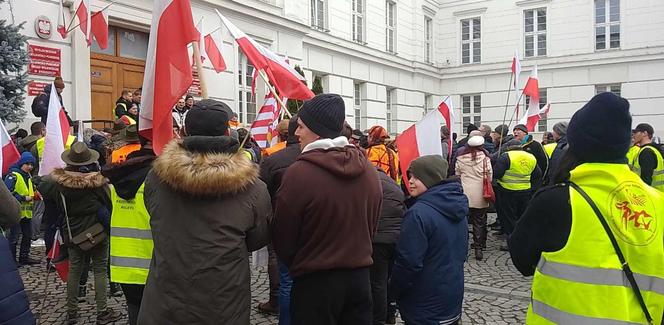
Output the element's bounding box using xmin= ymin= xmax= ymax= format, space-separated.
xmin=75 ymin=0 xmax=91 ymax=44
xmin=90 ymin=11 xmax=109 ymax=49
xmin=397 ymin=97 xmax=454 ymax=186
xmin=204 ymin=31 xmax=227 ymax=73
xmin=1 ymin=119 xmax=20 ymax=176
xmin=519 ymin=65 xmax=542 ymax=132
xmin=40 ymin=83 xmax=70 ymax=176
xmin=47 ymin=229 xmax=69 ymax=282
xmin=512 ymin=50 xmax=522 ymax=119
xmin=216 ymin=10 xmax=313 ymax=100
xmin=195 ymin=18 xmax=207 ymax=64
xmin=57 ymin=0 xmax=68 ymax=39
xmin=250 ymin=93 xmax=282 ymax=149
xmin=139 ymin=0 xmax=199 ymax=154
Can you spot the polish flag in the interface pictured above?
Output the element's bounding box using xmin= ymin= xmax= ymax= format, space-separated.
xmin=519 ymin=66 xmax=542 ymax=132
xmin=75 ymin=0 xmax=91 ymax=44
xmin=40 ymin=83 xmax=70 ymax=176
xmin=47 ymin=230 xmax=69 ymax=282
xmin=195 ymin=18 xmax=207 ymax=64
xmin=1 ymin=119 xmax=20 ymax=175
xmin=250 ymin=94 xmax=282 ymax=149
xmin=512 ymin=50 xmax=522 ymax=119
xmin=90 ymin=11 xmax=109 ymax=49
xmin=216 ymin=10 xmax=314 ymax=100
xmin=204 ymin=32 xmax=227 ymax=73
xmin=397 ymin=97 xmax=454 ymax=186
xmin=57 ymin=0 xmax=68 ymax=39
xmin=139 ymin=0 xmax=199 ymax=154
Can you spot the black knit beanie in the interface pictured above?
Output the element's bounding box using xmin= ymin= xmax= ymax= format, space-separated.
xmin=185 ymin=99 xmax=230 ymax=136
xmin=408 ymin=155 xmax=449 ymax=189
xmin=466 ymin=123 xmax=478 ymax=134
xmin=298 ymin=94 xmax=346 ymax=139
xmin=567 ymin=92 xmax=631 ymax=163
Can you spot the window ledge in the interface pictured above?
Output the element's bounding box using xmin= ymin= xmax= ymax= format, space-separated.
xmin=310 ymin=25 xmax=330 ymax=33
xmin=453 ymin=7 xmax=487 ymax=17
xmin=594 ymin=47 xmax=622 ymax=53
xmin=515 ymin=0 xmax=552 ymax=7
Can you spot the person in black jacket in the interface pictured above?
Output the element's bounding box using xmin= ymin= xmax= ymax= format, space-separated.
xmin=544 ymin=122 xmax=569 ymax=185
xmin=371 ymin=168 xmax=405 ymax=325
xmin=631 ymin=123 xmax=661 ymax=186
xmin=257 ymin=117 xmax=301 ymax=319
xmin=31 ymin=77 xmax=73 ymax=126
xmin=114 ymin=90 xmax=134 ymax=119
xmin=514 ymin=124 xmax=549 ymax=185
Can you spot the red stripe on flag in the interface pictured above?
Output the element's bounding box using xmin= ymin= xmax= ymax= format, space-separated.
xmin=204 ymin=34 xmax=227 ymax=73
xmin=396 ymin=125 xmax=421 ymax=189
xmin=90 ymin=12 xmax=108 ymax=49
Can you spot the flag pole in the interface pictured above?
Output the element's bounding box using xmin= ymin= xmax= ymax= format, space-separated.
xmin=191 ymin=41 xmax=209 ymax=99
xmin=497 ymin=73 xmax=514 ymax=155
xmin=257 ymin=69 xmax=293 ymax=119
xmin=66 ymin=1 xmax=117 ymax=34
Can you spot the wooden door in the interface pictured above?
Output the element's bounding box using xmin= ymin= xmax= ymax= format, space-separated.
xmin=90 ymin=59 xmax=117 ymax=129
xmin=90 ymin=57 xmax=145 ymax=129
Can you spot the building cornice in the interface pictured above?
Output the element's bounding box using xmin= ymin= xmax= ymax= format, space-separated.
xmin=515 ymin=0 xmax=552 ymax=7
xmin=453 ymin=7 xmax=488 ymax=17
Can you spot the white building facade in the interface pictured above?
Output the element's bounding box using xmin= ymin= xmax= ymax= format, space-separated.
xmin=3 ymin=0 xmax=664 ymax=137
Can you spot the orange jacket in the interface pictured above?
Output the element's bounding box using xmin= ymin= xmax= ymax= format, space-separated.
xmin=264 ymin=141 xmax=287 ymax=157
xmin=111 ymin=143 xmax=141 ymax=164
xmin=366 ymin=144 xmax=399 ymax=182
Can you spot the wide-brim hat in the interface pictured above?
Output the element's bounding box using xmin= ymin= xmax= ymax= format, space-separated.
xmin=120 ymin=124 xmax=139 ymax=143
xmin=61 ymin=142 xmax=99 ymax=166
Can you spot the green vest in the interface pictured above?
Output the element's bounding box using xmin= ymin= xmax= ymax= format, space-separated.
xmin=497 ymin=150 xmax=537 ymax=191
xmin=626 ymin=145 xmax=641 ymax=172
xmin=632 ymin=145 xmax=664 ymax=191
xmin=543 ymin=143 xmax=556 ymax=159
xmin=11 ymin=171 xmax=34 ymax=219
xmin=109 ymin=183 xmax=153 ymax=285
xmin=527 ymin=163 xmax=664 ymax=324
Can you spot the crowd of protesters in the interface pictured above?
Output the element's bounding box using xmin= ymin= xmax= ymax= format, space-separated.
xmin=1 ymin=78 xmax=663 ymax=325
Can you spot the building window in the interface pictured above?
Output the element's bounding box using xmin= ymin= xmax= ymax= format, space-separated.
xmin=386 ymin=89 xmax=394 ymax=134
xmin=352 ymin=0 xmax=365 ymax=43
xmin=425 ymin=94 xmax=434 ymax=114
xmin=461 ymin=18 xmax=480 ymax=64
xmin=461 ymin=94 xmax=481 ymax=131
xmin=424 ymin=16 xmax=433 ymax=63
xmin=596 ymin=84 xmax=621 ymax=97
xmin=386 ymin=1 xmax=396 ymax=53
xmin=595 ymin=0 xmax=620 ymax=50
xmin=524 ymin=8 xmax=546 ymax=57
xmin=238 ymin=52 xmax=256 ymax=124
xmin=311 ymin=0 xmax=326 ymax=30
xmin=525 ymin=89 xmax=548 ymax=132
xmin=91 ymin=27 xmax=149 ymax=60
xmin=354 ymin=82 xmax=362 ymax=130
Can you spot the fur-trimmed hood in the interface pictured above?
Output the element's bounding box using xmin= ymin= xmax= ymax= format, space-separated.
xmin=51 ymin=168 xmax=107 ymax=189
xmin=152 ymin=138 xmax=259 ymax=196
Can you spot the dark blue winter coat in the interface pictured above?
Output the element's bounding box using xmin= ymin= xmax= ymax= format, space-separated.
xmin=390 ymin=178 xmax=469 ymax=325
xmin=0 ymin=233 xmax=36 ymax=324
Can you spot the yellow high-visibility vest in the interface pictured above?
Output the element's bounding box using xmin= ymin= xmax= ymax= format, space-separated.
xmin=626 ymin=145 xmax=641 ymax=172
xmin=527 ymin=163 xmax=664 ymax=324
xmin=543 ymin=143 xmax=556 ymax=159
xmin=11 ymin=171 xmax=34 ymax=219
xmin=109 ymin=183 xmax=153 ymax=285
xmin=632 ymin=145 xmax=664 ymax=191
xmin=497 ymin=150 xmax=537 ymax=191
xmin=36 ymin=135 xmax=76 ymax=164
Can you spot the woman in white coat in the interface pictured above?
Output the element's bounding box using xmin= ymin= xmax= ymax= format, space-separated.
xmin=455 ymin=132 xmax=493 ymax=260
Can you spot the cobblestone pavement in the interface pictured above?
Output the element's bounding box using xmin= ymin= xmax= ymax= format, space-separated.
xmin=19 ymin=214 xmax=531 ymax=324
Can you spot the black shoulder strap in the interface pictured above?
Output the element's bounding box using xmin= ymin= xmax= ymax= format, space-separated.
xmin=568 ymin=182 xmax=653 ymax=325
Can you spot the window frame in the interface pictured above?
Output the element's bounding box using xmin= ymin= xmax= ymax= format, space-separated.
xmin=424 ymin=16 xmax=433 ymax=63
xmin=311 ymin=0 xmax=327 ymax=30
xmin=461 ymin=17 xmax=481 ymax=64
xmin=386 ymin=1 xmax=397 ymax=53
xmin=595 ymin=84 xmax=622 ymax=97
xmin=354 ymin=82 xmax=363 ymax=130
xmin=352 ymin=0 xmax=365 ymax=43
xmin=524 ymin=8 xmax=547 ymax=58
xmin=595 ymin=0 xmax=620 ymax=50
xmin=237 ymin=52 xmax=256 ymax=124
xmin=461 ymin=94 xmax=482 ymax=131
xmin=386 ymin=88 xmax=395 ymax=134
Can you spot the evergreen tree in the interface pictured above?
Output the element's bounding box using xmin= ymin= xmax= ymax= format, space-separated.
xmin=0 ymin=6 xmax=28 ymax=125
xmin=286 ymin=65 xmax=306 ymax=116
xmin=311 ymin=75 xmax=323 ymax=95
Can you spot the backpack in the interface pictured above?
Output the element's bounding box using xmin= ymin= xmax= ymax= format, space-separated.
xmin=31 ymin=93 xmax=47 ymax=117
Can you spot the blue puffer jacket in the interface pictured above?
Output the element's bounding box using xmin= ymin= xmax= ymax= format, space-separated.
xmin=390 ymin=178 xmax=469 ymax=325
xmin=0 ymin=233 xmax=35 ymax=324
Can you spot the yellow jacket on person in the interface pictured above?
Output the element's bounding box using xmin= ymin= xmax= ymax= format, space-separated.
xmin=527 ymin=163 xmax=664 ymax=324
xmin=10 ymin=171 xmax=34 ymax=219
xmin=497 ymin=150 xmax=537 ymax=191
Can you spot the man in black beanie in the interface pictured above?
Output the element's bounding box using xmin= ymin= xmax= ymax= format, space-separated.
xmin=138 ymin=99 xmax=272 ymax=324
xmin=508 ymin=92 xmax=664 ymax=325
xmin=273 ymin=93 xmax=382 ymax=324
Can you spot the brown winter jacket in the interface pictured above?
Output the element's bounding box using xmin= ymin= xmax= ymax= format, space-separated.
xmin=273 ymin=137 xmax=382 ymax=278
xmin=137 ymin=136 xmax=272 ymax=325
